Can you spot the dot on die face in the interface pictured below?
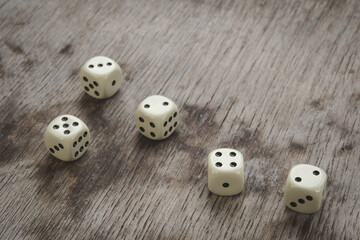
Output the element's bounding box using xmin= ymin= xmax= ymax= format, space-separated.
xmin=80 ymin=56 xmax=122 ymax=99
xmin=44 ymin=115 xmax=90 ymax=161
xmin=135 ymin=95 xmax=179 ymax=140
xmin=208 ymin=148 xmax=245 ymax=196
xmin=284 ymin=164 xmax=327 ymax=214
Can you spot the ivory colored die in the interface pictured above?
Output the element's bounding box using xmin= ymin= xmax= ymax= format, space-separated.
xmin=80 ymin=56 xmax=122 ymax=99
xmin=44 ymin=115 xmax=90 ymax=161
xmin=208 ymin=148 xmax=245 ymax=196
xmin=284 ymin=164 xmax=327 ymax=214
xmin=135 ymin=95 xmax=179 ymax=140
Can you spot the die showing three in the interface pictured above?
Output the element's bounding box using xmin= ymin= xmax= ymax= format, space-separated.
xmin=284 ymin=164 xmax=327 ymax=214
xmin=80 ymin=56 xmax=123 ymax=99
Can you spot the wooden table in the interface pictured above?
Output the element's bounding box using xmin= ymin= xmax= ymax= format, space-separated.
xmin=0 ymin=0 xmax=359 ymax=239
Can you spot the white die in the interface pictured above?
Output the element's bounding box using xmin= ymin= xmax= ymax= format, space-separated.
xmin=135 ymin=95 xmax=179 ymax=140
xmin=44 ymin=115 xmax=90 ymax=161
xmin=208 ymin=148 xmax=245 ymax=196
xmin=284 ymin=164 xmax=327 ymax=214
xmin=80 ymin=56 xmax=122 ymax=99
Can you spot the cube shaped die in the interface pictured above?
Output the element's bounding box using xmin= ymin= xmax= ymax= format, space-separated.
xmin=284 ymin=164 xmax=327 ymax=214
xmin=80 ymin=56 xmax=122 ymax=99
xmin=135 ymin=95 xmax=179 ymax=140
xmin=208 ymin=148 xmax=245 ymax=196
xmin=44 ymin=115 xmax=90 ymax=161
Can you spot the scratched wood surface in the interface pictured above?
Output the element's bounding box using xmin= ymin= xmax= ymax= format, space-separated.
xmin=0 ymin=0 xmax=359 ymax=239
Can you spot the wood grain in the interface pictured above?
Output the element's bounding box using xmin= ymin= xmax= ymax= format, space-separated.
xmin=0 ymin=0 xmax=359 ymax=239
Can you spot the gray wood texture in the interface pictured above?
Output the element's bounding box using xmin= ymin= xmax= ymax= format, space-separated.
xmin=0 ymin=0 xmax=359 ymax=239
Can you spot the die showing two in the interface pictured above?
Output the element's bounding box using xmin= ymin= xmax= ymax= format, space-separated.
xmin=207 ymin=148 xmax=327 ymax=214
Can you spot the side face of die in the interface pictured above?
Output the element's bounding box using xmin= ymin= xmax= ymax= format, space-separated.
xmin=44 ymin=115 xmax=90 ymax=161
xmin=80 ymin=56 xmax=122 ymax=99
xmin=208 ymin=148 xmax=244 ymax=196
xmin=135 ymin=95 xmax=179 ymax=140
xmin=284 ymin=164 xmax=327 ymax=214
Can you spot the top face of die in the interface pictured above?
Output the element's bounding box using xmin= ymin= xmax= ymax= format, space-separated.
xmin=208 ymin=148 xmax=244 ymax=172
xmin=81 ymin=56 xmax=120 ymax=77
xmin=138 ymin=95 xmax=178 ymax=117
xmin=80 ymin=56 xmax=122 ymax=99
xmin=46 ymin=115 xmax=88 ymax=139
xmin=288 ymin=164 xmax=327 ymax=189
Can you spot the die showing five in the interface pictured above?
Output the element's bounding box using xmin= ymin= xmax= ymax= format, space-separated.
xmin=44 ymin=115 xmax=90 ymax=161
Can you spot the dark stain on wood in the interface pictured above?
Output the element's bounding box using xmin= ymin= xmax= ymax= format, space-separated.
xmin=5 ymin=40 xmax=24 ymax=54
xmin=24 ymin=217 xmax=60 ymax=239
xmin=226 ymin=128 xmax=275 ymax=160
xmin=289 ymin=142 xmax=306 ymax=152
xmin=325 ymin=116 xmax=356 ymax=138
xmin=77 ymin=94 xmax=108 ymax=125
xmin=0 ymin=96 xmax=22 ymax=166
xmin=298 ymin=216 xmax=315 ymax=239
xmin=349 ymin=92 xmax=360 ymax=104
xmin=0 ymin=122 xmax=17 ymax=164
xmin=310 ymin=99 xmax=324 ymax=110
xmin=59 ymin=43 xmax=73 ymax=55
xmin=124 ymin=72 xmax=133 ymax=82
xmin=326 ymin=120 xmax=336 ymax=127
xmin=21 ymin=59 xmax=35 ymax=72
xmin=0 ymin=55 xmax=4 ymax=78
xmin=340 ymin=144 xmax=353 ymax=152
xmin=180 ymin=104 xmax=216 ymax=157
xmin=215 ymin=0 xmax=235 ymax=11
xmin=0 ymin=107 xmax=55 ymax=167
xmin=34 ymin=145 xmax=123 ymax=219
xmin=120 ymin=63 xmax=133 ymax=82
xmin=69 ymin=68 xmax=79 ymax=78
xmin=182 ymin=104 xmax=217 ymax=129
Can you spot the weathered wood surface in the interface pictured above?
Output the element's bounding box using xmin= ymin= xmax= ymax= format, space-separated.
xmin=0 ymin=0 xmax=359 ymax=239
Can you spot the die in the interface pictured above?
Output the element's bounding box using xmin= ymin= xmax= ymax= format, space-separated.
xmin=284 ymin=164 xmax=327 ymax=214
xmin=135 ymin=95 xmax=179 ymax=140
xmin=44 ymin=115 xmax=90 ymax=161
xmin=208 ymin=148 xmax=245 ymax=196
xmin=80 ymin=56 xmax=122 ymax=99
